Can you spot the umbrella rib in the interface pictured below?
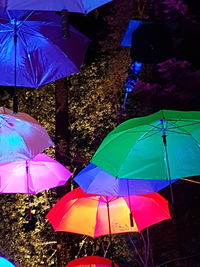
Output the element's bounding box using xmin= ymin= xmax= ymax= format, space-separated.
xmin=17 ymin=11 xmax=35 ymax=28
xmin=166 ymin=120 xmax=200 ymax=130
xmin=136 ymin=122 xmax=162 ymax=142
xmin=167 ymin=119 xmax=200 ymax=125
xmin=0 ymin=174 xmax=13 ymax=193
xmin=116 ymin=123 xmax=162 ymax=176
xmin=166 ymin=121 xmax=200 ymax=144
xmin=137 ymin=128 xmax=161 ymax=142
xmin=0 ymin=28 xmax=13 ymax=32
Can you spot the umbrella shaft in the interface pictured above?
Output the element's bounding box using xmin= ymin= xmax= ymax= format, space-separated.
xmin=106 ymin=197 xmax=114 ymax=261
xmin=163 ymin=141 xmax=174 ymax=205
xmin=13 ymin=20 xmax=18 ymax=113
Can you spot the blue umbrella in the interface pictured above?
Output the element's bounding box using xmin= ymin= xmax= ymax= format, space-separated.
xmin=0 ymin=10 xmax=90 ymax=88
xmin=0 ymin=0 xmax=112 ymax=14
xmin=74 ymin=163 xmax=178 ymax=197
xmin=0 ymin=257 xmax=16 ymax=267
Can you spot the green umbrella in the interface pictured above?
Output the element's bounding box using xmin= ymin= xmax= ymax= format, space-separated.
xmin=91 ymin=110 xmax=200 ymax=203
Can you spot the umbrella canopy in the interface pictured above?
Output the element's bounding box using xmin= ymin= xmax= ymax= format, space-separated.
xmin=0 ymin=257 xmax=16 ymax=267
xmin=0 ymin=109 xmax=53 ymax=164
xmin=0 ymin=153 xmax=72 ymax=193
xmin=0 ymin=0 xmax=112 ymax=14
xmin=0 ymin=10 xmax=90 ymax=88
xmin=0 ymin=106 xmax=40 ymax=124
xmin=74 ymin=163 xmax=178 ymax=197
xmin=91 ymin=110 xmax=200 ymax=181
xmin=65 ymin=256 xmax=119 ymax=267
xmin=46 ymin=187 xmax=171 ymax=237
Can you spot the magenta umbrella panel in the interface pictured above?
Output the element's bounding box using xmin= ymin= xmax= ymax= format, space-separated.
xmin=0 ymin=153 xmax=72 ymax=194
xmin=0 ymin=0 xmax=112 ymax=14
xmin=0 ymin=10 xmax=90 ymax=88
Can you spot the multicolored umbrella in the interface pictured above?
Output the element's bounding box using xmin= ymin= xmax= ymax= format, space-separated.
xmin=0 ymin=108 xmax=53 ymax=164
xmin=74 ymin=163 xmax=178 ymax=197
xmin=46 ymin=187 xmax=171 ymax=237
xmin=0 ymin=10 xmax=90 ymax=88
xmin=0 ymin=153 xmax=72 ymax=194
xmin=0 ymin=0 xmax=112 ymax=14
xmin=91 ymin=110 xmax=200 ymax=202
xmin=65 ymin=256 xmax=119 ymax=267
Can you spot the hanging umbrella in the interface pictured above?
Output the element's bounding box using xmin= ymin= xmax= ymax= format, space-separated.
xmin=0 ymin=257 xmax=16 ymax=267
xmin=65 ymin=256 xmax=119 ymax=267
xmin=46 ymin=187 xmax=171 ymax=237
xmin=0 ymin=108 xmax=53 ymax=164
xmin=0 ymin=0 xmax=112 ymax=14
xmin=0 ymin=153 xmax=72 ymax=193
xmin=0 ymin=106 xmax=40 ymax=124
xmin=90 ymin=110 xmax=200 ymax=202
xmin=74 ymin=163 xmax=178 ymax=197
xmin=0 ymin=9 xmax=90 ymax=88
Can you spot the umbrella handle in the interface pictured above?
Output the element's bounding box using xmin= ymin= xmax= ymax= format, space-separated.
xmin=13 ymin=95 xmax=18 ymax=114
xmin=28 ymin=205 xmax=32 ymax=221
xmin=169 ymin=203 xmax=175 ymax=224
xmin=129 ymin=212 xmax=134 ymax=227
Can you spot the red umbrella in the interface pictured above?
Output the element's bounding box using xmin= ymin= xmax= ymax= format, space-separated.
xmin=65 ymin=256 xmax=119 ymax=267
xmin=46 ymin=187 xmax=171 ymax=237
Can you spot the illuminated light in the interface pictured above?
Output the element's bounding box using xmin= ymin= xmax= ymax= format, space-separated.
xmin=124 ymin=61 xmax=142 ymax=93
xmin=121 ymin=61 xmax=142 ymax=112
xmin=10 ymin=19 xmax=20 ymax=26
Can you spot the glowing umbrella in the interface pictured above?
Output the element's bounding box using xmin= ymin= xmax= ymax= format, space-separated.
xmin=0 ymin=106 xmax=40 ymax=124
xmin=65 ymin=256 xmax=119 ymax=267
xmin=46 ymin=187 xmax=171 ymax=237
xmin=0 ymin=153 xmax=72 ymax=194
xmin=91 ymin=110 xmax=200 ymax=203
xmin=74 ymin=163 xmax=178 ymax=197
xmin=0 ymin=0 xmax=112 ymax=14
xmin=0 ymin=257 xmax=16 ymax=267
xmin=0 ymin=108 xmax=53 ymax=164
xmin=0 ymin=10 xmax=90 ymax=88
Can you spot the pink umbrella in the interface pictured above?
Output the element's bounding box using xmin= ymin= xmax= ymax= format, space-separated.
xmin=0 ymin=108 xmax=53 ymax=164
xmin=0 ymin=107 xmax=40 ymax=125
xmin=0 ymin=153 xmax=72 ymax=193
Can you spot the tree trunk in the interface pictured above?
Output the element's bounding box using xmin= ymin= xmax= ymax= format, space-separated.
xmin=55 ymin=78 xmax=72 ymax=267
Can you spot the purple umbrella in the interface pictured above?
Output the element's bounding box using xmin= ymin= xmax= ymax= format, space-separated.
xmin=74 ymin=163 xmax=178 ymax=197
xmin=0 ymin=10 xmax=90 ymax=88
xmin=0 ymin=0 xmax=112 ymax=14
xmin=0 ymin=153 xmax=72 ymax=194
